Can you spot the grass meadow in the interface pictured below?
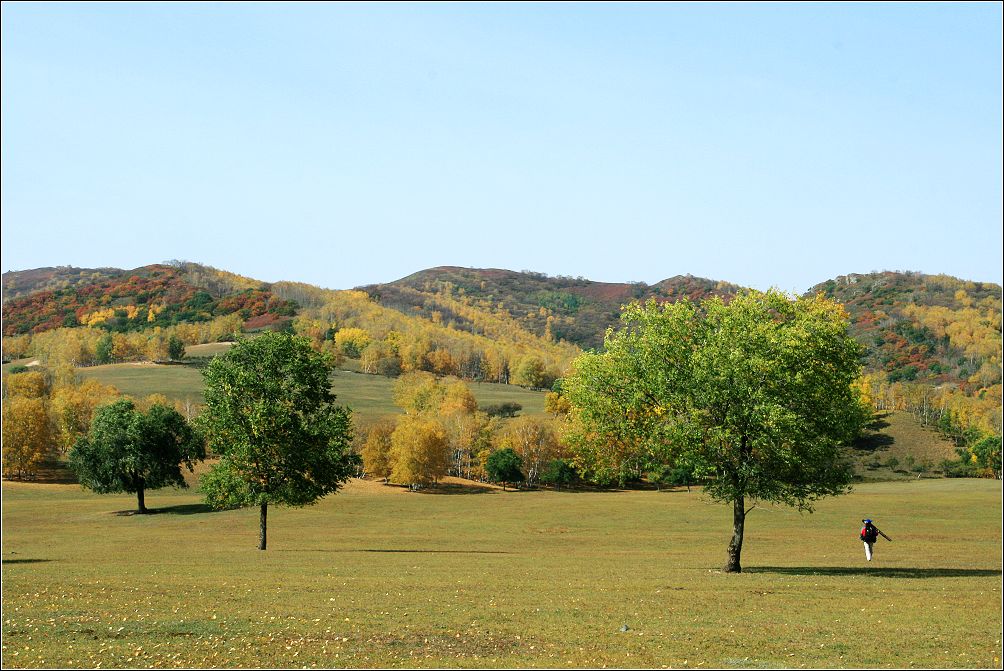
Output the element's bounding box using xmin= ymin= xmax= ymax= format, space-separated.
xmin=2 ymin=477 xmax=1000 ymax=668
xmin=76 ymin=362 xmax=547 ymax=423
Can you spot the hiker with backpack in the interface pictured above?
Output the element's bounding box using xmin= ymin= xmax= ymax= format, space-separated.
xmin=859 ymin=518 xmax=891 ymax=561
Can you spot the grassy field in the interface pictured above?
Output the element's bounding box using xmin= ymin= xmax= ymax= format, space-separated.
xmin=2 ymin=477 xmax=1000 ymax=669
xmin=183 ymin=342 xmax=235 ymax=358
xmin=76 ymin=362 xmax=547 ymax=423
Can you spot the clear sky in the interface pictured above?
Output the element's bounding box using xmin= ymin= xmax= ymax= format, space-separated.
xmin=2 ymin=2 xmax=1001 ymax=294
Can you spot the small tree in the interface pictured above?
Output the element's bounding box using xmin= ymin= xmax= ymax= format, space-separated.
xmin=2 ymin=397 xmax=56 ymax=480
xmin=167 ymin=335 xmax=186 ymax=361
xmin=68 ymin=399 xmax=204 ymax=513
xmin=544 ymin=391 xmax=571 ymax=417
xmin=198 ymin=332 xmax=358 ymax=550
xmin=361 ymin=421 xmax=395 ymax=482
xmin=539 ymin=458 xmax=576 ymax=490
xmin=389 ymin=415 xmax=451 ymax=488
xmin=969 ymin=435 xmax=1002 ymax=480
xmin=95 ymin=333 xmax=114 ymax=365
xmin=669 ymin=462 xmax=697 ymax=492
xmin=497 ymin=416 xmax=561 ymax=487
xmin=485 ymin=448 xmax=523 ymax=491
xmin=334 ymin=327 xmax=371 ymax=359
xmin=513 ymin=356 xmax=547 ymax=388
xmin=483 ymin=402 xmax=522 ymax=419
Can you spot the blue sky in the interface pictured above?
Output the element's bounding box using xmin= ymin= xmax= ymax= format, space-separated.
xmin=2 ymin=2 xmax=1001 ymax=293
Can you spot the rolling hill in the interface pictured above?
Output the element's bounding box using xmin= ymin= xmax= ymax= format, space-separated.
xmin=1 ymin=263 xmax=297 ymax=337
xmin=4 ymin=263 xmax=999 ymax=395
xmin=361 ymin=266 xmax=741 ymax=350
xmin=3 ymin=262 xmax=999 ymax=478
xmin=362 ymin=267 xmax=1001 ymax=394
xmin=808 ymin=271 xmax=1001 ymax=391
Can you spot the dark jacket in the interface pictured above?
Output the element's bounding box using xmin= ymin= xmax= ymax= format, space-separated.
xmin=860 ymin=524 xmax=879 ymax=543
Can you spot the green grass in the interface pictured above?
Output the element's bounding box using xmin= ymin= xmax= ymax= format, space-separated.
xmin=2 ymin=478 xmax=1000 ymax=668
xmin=183 ymin=342 xmax=235 ymax=358
xmin=77 ymin=362 xmax=547 ymax=423
xmin=78 ymin=363 xmax=206 ymax=405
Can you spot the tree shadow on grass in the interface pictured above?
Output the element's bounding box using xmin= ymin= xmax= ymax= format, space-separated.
xmin=275 ymin=549 xmax=514 ymax=555
xmin=414 ymin=483 xmax=498 ymax=495
xmin=866 ymin=413 xmax=892 ymax=431
xmin=112 ymin=503 xmax=218 ymax=516
xmin=852 ymin=432 xmax=895 ymax=451
xmin=362 ymin=549 xmax=513 ymax=554
xmin=2 ymin=558 xmax=52 ymax=565
xmin=747 ymin=566 xmax=1001 ymax=579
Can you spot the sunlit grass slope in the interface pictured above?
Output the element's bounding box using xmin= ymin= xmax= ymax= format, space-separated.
xmin=2 ymin=478 xmax=999 ymax=668
xmin=77 ymin=362 xmax=546 ymax=422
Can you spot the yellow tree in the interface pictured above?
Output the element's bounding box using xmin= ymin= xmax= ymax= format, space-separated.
xmin=2 ymin=396 xmax=55 ymax=479
xmin=389 ymin=415 xmax=451 ymax=488
xmin=427 ymin=348 xmax=457 ymax=376
xmin=361 ymin=421 xmax=395 ymax=482
xmin=135 ymin=393 xmax=173 ymax=412
xmin=3 ymin=370 xmax=50 ymax=399
xmin=334 ymin=327 xmax=371 ymax=358
xmin=111 ymin=333 xmax=138 ymax=362
xmin=393 ymin=371 xmax=445 ymax=414
xmin=497 ymin=415 xmax=562 ymax=487
xmin=360 ymin=341 xmax=401 ymax=376
xmin=2 ymin=334 xmax=31 ymax=359
xmin=544 ymin=391 xmax=571 ymax=417
xmin=440 ymin=380 xmax=478 ymax=416
xmin=50 ymin=378 xmax=120 ymax=454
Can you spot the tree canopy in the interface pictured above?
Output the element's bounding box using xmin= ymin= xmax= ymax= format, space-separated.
xmin=485 ymin=447 xmax=524 ymax=491
xmin=564 ymin=290 xmax=868 ymax=572
xmin=198 ymin=331 xmax=358 ymax=550
xmin=389 ymin=415 xmax=451 ymax=488
xmin=68 ymin=398 xmax=204 ymax=513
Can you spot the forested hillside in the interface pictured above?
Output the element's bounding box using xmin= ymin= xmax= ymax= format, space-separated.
xmin=809 ymin=272 xmax=1000 ymax=387
xmin=1 ymin=266 xmax=127 ymax=302
xmin=2 ymin=263 xmax=580 ymax=389
xmin=361 ymin=266 xmax=741 ymax=350
xmin=2 ymin=263 xmax=297 ymax=337
xmin=2 ymin=262 xmax=999 ymax=480
xmin=810 ymin=272 xmax=1001 ymax=459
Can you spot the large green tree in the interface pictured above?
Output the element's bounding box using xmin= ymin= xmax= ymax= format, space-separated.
xmin=564 ymin=290 xmax=867 ymax=572
xmin=69 ymin=398 xmax=204 ymax=513
xmin=198 ymin=332 xmax=359 ymax=550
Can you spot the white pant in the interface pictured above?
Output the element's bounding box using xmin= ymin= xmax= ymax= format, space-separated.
xmin=863 ymin=541 xmax=874 ymax=561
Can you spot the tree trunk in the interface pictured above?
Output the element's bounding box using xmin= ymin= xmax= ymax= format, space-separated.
xmin=258 ymin=502 xmax=268 ymax=551
xmin=724 ymin=494 xmax=745 ymax=573
xmin=136 ymin=479 xmax=147 ymax=514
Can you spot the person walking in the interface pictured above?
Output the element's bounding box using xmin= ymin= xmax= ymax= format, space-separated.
xmin=859 ymin=518 xmax=891 ymax=561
